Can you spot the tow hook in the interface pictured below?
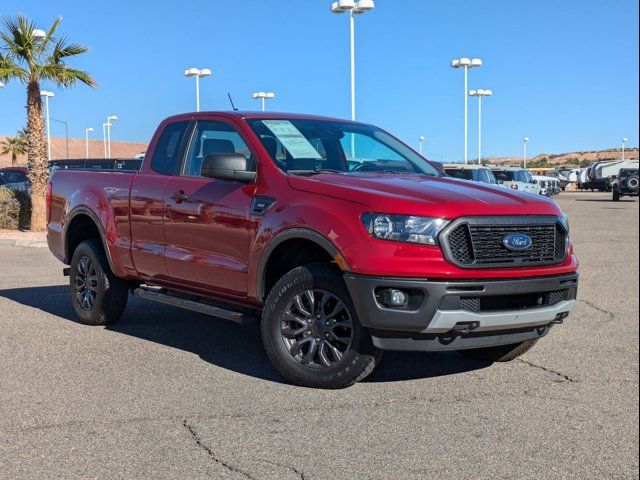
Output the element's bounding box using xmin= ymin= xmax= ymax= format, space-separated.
xmin=552 ymin=312 xmax=570 ymax=325
xmin=447 ymin=321 xmax=480 ymax=335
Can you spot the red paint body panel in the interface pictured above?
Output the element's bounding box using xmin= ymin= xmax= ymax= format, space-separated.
xmin=46 ymin=111 xmax=579 ymax=306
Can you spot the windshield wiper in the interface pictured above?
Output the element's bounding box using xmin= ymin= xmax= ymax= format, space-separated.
xmin=288 ymin=168 xmax=344 ymax=176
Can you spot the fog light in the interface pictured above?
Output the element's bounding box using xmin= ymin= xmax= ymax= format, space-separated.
xmin=381 ymin=289 xmax=409 ymax=307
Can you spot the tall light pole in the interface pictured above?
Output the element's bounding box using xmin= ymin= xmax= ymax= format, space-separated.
xmin=523 ymin=137 xmax=530 ymax=168
xmin=252 ymin=91 xmax=276 ymax=111
xmin=40 ymin=91 xmax=54 ymax=160
xmin=469 ymin=89 xmax=493 ymax=164
xmin=419 ymin=135 xmax=425 ymax=155
xmin=51 ymin=118 xmax=69 ymax=158
xmin=451 ymin=57 xmax=482 ymax=164
xmin=102 ymin=123 xmax=109 ymax=158
xmin=184 ymin=68 xmax=212 ymax=112
xmin=85 ymin=128 xmax=94 ymax=158
xmin=331 ymin=0 xmax=375 ymax=121
xmin=105 ymin=115 xmax=117 ymax=158
xmin=621 ymin=137 xmax=628 ymax=161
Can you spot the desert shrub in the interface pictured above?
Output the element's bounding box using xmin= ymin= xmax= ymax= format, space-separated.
xmin=0 ymin=187 xmax=21 ymax=230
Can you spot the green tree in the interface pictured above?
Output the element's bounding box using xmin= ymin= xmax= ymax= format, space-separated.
xmin=1 ymin=132 xmax=27 ymax=166
xmin=0 ymin=15 xmax=95 ymax=231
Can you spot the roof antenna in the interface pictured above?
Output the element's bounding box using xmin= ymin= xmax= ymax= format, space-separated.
xmin=227 ymin=93 xmax=238 ymax=111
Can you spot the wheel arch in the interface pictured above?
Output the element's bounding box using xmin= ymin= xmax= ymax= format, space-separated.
xmin=64 ymin=207 xmax=117 ymax=274
xmin=256 ymin=228 xmax=349 ymax=302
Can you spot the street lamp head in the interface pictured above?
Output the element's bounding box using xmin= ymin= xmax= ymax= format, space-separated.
xmin=338 ymin=0 xmax=356 ymax=9
xmin=86 ymin=128 xmax=94 ymax=133
xmin=469 ymin=90 xmax=478 ymax=96
xmin=265 ymin=92 xmax=276 ymax=99
xmin=184 ymin=67 xmax=200 ymax=77
xmin=523 ymin=137 xmax=529 ymax=142
xmin=33 ymin=29 xmax=46 ymax=40
xmin=0 ymin=81 xmax=4 ymax=88
xmin=458 ymin=57 xmax=471 ymax=67
xmin=419 ymin=135 xmax=425 ymax=141
xmin=108 ymin=115 xmax=118 ymax=121
xmin=470 ymin=58 xmax=483 ymax=68
xmin=199 ymin=68 xmax=212 ymax=77
xmin=354 ymin=0 xmax=375 ymax=14
xmin=40 ymin=90 xmax=54 ymax=97
xmin=484 ymin=89 xmax=493 ymax=96
xmin=622 ymin=137 xmax=628 ymax=142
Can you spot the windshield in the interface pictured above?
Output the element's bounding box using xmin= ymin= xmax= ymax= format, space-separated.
xmin=493 ymin=170 xmax=516 ymax=182
xmin=247 ymin=119 xmax=441 ymax=176
xmin=445 ymin=169 xmax=474 ymax=180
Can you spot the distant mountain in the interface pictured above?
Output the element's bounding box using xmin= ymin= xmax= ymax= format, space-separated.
xmin=484 ymin=148 xmax=639 ymax=168
xmin=0 ymin=136 xmax=147 ymax=168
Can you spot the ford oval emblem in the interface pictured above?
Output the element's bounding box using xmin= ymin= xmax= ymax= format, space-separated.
xmin=503 ymin=233 xmax=533 ymax=251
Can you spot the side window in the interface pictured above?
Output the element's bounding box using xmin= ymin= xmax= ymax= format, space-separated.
xmin=150 ymin=121 xmax=190 ymax=175
xmin=183 ymin=121 xmax=253 ymax=177
xmin=478 ymin=169 xmax=488 ymax=183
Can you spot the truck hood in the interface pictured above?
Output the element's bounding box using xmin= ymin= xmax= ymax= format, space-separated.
xmin=288 ymin=173 xmax=562 ymax=218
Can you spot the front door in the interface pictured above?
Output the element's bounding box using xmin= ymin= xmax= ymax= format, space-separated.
xmin=163 ymin=119 xmax=256 ymax=297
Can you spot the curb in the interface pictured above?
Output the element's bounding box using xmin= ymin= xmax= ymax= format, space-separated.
xmin=0 ymin=238 xmax=48 ymax=248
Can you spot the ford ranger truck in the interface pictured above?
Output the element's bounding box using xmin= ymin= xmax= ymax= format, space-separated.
xmin=47 ymin=112 xmax=579 ymax=389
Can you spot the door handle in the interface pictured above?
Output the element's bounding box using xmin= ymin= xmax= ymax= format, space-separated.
xmin=171 ymin=191 xmax=188 ymax=203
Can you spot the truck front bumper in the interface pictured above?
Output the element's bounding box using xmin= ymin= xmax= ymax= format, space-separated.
xmin=343 ymin=272 xmax=578 ymax=352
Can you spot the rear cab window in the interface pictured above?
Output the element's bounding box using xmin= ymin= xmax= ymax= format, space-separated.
xmin=150 ymin=121 xmax=191 ymax=175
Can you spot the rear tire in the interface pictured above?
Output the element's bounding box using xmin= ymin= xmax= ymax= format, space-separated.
xmin=261 ymin=263 xmax=382 ymax=389
xmin=457 ymin=339 xmax=538 ymax=363
xmin=69 ymin=239 xmax=129 ymax=326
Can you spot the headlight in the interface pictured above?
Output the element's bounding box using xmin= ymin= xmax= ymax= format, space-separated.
xmin=361 ymin=214 xmax=449 ymax=245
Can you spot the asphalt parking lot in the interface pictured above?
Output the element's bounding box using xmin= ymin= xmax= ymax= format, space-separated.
xmin=0 ymin=191 xmax=638 ymax=479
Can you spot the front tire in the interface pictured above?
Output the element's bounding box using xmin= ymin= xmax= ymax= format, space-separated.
xmin=261 ymin=264 xmax=381 ymax=388
xmin=70 ymin=239 xmax=129 ymax=326
xmin=457 ymin=339 xmax=538 ymax=363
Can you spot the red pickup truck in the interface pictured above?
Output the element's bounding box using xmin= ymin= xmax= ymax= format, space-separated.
xmin=47 ymin=112 xmax=579 ymax=388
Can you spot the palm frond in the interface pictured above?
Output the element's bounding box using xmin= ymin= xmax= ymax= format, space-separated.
xmin=36 ymin=16 xmax=62 ymax=55
xmin=48 ymin=36 xmax=89 ymax=63
xmin=0 ymin=53 xmax=28 ymax=82
xmin=1 ymin=14 xmax=38 ymax=64
xmin=38 ymin=63 xmax=96 ymax=87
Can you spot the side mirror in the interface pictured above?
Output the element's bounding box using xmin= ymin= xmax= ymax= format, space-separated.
xmin=201 ymin=153 xmax=256 ymax=182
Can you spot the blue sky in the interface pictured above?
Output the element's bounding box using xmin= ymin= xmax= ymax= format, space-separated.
xmin=1 ymin=0 xmax=638 ymax=161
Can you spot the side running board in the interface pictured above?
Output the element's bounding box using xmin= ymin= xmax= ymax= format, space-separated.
xmin=133 ymin=287 xmax=257 ymax=325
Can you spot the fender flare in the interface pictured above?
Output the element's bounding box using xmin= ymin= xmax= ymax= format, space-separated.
xmin=255 ymin=227 xmax=347 ymax=301
xmin=63 ymin=206 xmax=117 ymax=273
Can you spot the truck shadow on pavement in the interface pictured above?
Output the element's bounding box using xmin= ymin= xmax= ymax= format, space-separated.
xmin=0 ymin=285 xmax=487 ymax=385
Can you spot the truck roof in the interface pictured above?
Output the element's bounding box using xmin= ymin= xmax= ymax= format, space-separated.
xmin=444 ymin=164 xmax=491 ymax=170
xmin=163 ymin=111 xmax=362 ymax=124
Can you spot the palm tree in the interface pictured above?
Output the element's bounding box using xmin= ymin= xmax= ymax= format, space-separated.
xmin=1 ymin=133 xmax=27 ymax=166
xmin=0 ymin=15 xmax=95 ymax=231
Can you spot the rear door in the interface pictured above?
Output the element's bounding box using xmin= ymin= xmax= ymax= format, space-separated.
xmin=163 ymin=118 xmax=256 ymax=297
xmin=130 ymin=120 xmax=191 ymax=280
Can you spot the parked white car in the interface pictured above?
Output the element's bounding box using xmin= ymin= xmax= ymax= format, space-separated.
xmin=491 ymin=167 xmax=541 ymax=194
xmin=533 ymin=175 xmax=561 ymax=196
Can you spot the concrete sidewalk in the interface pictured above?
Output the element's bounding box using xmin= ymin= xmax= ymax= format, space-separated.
xmin=0 ymin=229 xmax=47 ymax=248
